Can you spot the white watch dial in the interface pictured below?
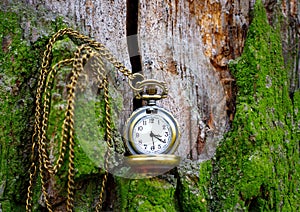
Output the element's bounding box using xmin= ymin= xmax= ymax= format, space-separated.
xmin=132 ymin=115 xmax=172 ymax=154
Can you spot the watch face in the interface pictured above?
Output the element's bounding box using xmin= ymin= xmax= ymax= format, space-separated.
xmin=124 ymin=105 xmax=180 ymax=155
xmin=132 ymin=115 xmax=172 ymax=154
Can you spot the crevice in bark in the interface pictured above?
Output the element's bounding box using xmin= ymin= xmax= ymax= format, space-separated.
xmin=126 ymin=0 xmax=142 ymax=110
xmin=174 ymin=167 xmax=183 ymax=211
xmin=102 ymin=173 xmax=117 ymax=211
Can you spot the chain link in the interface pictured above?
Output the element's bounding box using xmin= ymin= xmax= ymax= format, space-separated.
xmin=26 ymin=28 xmax=132 ymax=211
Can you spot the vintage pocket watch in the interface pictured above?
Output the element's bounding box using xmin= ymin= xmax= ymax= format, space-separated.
xmin=124 ymin=74 xmax=180 ymax=156
xmin=124 ymin=100 xmax=180 ymax=155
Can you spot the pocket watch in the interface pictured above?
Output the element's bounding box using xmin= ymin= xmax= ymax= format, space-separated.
xmin=124 ymin=100 xmax=180 ymax=155
xmin=124 ymin=74 xmax=180 ymax=156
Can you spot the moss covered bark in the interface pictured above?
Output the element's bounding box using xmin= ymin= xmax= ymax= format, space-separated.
xmin=0 ymin=11 xmax=45 ymax=211
xmin=116 ymin=177 xmax=178 ymax=211
xmin=0 ymin=7 xmax=107 ymax=211
xmin=209 ymin=0 xmax=299 ymax=210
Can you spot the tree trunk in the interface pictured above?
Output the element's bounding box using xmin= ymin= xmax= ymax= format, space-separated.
xmin=0 ymin=0 xmax=299 ymax=211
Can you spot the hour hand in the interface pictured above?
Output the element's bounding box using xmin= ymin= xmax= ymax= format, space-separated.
xmin=150 ymin=131 xmax=161 ymax=137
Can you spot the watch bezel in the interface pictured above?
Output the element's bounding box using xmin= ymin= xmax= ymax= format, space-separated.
xmin=124 ymin=105 xmax=180 ymax=155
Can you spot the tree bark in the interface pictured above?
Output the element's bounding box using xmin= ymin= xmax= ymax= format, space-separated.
xmin=0 ymin=0 xmax=299 ymax=211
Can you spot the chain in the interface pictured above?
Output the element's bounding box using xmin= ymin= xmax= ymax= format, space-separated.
xmin=26 ymin=28 xmax=133 ymax=211
xmin=41 ymin=59 xmax=74 ymax=175
xmin=92 ymin=53 xmax=112 ymax=211
xmin=26 ymin=57 xmax=74 ymax=211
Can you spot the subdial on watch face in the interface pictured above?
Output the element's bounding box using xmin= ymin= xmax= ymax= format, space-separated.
xmin=132 ymin=115 xmax=172 ymax=154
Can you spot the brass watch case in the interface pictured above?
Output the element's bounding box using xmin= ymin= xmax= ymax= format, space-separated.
xmin=124 ymin=105 xmax=180 ymax=155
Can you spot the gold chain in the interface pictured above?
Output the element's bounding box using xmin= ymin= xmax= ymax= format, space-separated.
xmin=94 ymin=54 xmax=112 ymax=211
xmin=26 ymin=28 xmax=132 ymax=211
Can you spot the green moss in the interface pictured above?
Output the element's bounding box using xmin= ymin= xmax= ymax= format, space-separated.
xmin=0 ymin=11 xmax=45 ymax=210
xmin=116 ymin=177 xmax=178 ymax=211
xmin=198 ymin=161 xmax=212 ymax=209
xmin=176 ymin=161 xmax=212 ymax=211
xmin=211 ymin=0 xmax=299 ymax=211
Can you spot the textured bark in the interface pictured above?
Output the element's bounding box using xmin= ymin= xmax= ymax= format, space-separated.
xmin=0 ymin=0 xmax=299 ymax=211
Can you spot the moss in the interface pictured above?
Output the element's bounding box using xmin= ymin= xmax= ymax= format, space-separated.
xmin=116 ymin=177 xmax=178 ymax=211
xmin=210 ymin=0 xmax=299 ymax=211
xmin=0 ymin=10 xmax=45 ymax=210
xmin=176 ymin=160 xmax=212 ymax=211
xmin=197 ymin=161 xmax=212 ymax=209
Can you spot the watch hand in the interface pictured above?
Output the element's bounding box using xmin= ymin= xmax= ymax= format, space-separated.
xmin=150 ymin=131 xmax=155 ymax=146
xmin=152 ymin=135 xmax=155 ymax=146
xmin=150 ymin=131 xmax=162 ymax=138
xmin=150 ymin=131 xmax=166 ymax=143
xmin=153 ymin=134 xmax=166 ymax=143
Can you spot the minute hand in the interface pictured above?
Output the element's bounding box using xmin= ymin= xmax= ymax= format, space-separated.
xmin=153 ymin=134 xmax=166 ymax=143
